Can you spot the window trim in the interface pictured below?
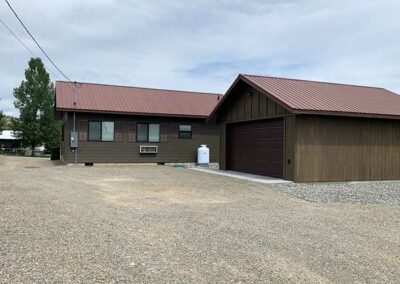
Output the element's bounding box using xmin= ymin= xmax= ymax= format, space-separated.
xmin=178 ymin=124 xmax=192 ymax=139
xmin=88 ymin=120 xmax=115 ymax=142
xmin=136 ymin=123 xmax=160 ymax=143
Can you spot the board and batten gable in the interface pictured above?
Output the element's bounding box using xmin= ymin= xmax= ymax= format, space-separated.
xmin=215 ymin=79 xmax=296 ymax=180
xmin=61 ymin=112 xmax=220 ymax=164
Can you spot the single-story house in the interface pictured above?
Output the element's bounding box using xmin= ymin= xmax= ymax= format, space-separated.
xmin=0 ymin=130 xmax=21 ymax=149
xmin=209 ymin=74 xmax=400 ymax=182
xmin=55 ymin=81 xmax=221 ymax=164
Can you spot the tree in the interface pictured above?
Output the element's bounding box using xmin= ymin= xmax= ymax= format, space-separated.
xmin=12 ymin=58 xmax=60 ymax=155
xmin=0 ymin=111 xmax=6 ymax=131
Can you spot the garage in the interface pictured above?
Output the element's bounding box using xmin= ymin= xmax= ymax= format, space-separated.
xmin=210 ymin=74 xmax=400 ymax=182
xmin=228 ymin=118 xmax=284 ymax=178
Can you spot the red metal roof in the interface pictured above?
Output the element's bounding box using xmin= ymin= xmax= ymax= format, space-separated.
xmin=240 ymin=74 xmax=400 ymax=118
xmin=56 ymin=81 xmax=221 ymax=118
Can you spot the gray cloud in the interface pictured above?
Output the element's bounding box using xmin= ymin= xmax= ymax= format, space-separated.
xmin=1 ymin=0 xmax=399 ymax=116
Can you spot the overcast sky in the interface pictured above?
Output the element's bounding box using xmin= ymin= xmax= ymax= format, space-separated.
xmin=1 ymin=0 xmax=399 ymax=116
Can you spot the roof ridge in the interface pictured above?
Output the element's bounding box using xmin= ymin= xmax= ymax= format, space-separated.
xmin=56 ymin=80 xmax=221 ymax=96
xmin=240 ymin=74 xmax=385 ymax=90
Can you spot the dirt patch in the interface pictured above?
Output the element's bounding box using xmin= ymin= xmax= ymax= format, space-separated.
xmin=82 ymin=176 xmax=228 ymax=206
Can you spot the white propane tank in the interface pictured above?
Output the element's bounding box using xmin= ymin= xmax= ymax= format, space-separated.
xmin=197 ymin=144 xmax=210 ymax=165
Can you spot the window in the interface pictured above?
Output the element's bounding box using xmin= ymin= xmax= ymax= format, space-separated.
xmin=88 ymin=121 xmax=115 ymax=141
xmin=102 ymin=121 xmax=114 ymax=141
xmin=149 ymin=124 xmax=160 ymax=142
xmin=88 ymin=121 xmax=101 ymax=141
xmin=137 ymin=123 xmax=149 ymax=142
xmin=137 ymin=123 xmax=160 ymax=142
xmin=179 ymin=124 xmax=192 ymax=139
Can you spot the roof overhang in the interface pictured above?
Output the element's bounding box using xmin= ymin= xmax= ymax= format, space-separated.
xmin=56 ymin=108 xmax=209 ymax=119
xmin=290 ymin=109 xmax=400 ymax=120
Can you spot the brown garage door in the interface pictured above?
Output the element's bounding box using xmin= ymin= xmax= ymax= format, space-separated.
xmin=228 ymin=118 xmax=284 ymax=178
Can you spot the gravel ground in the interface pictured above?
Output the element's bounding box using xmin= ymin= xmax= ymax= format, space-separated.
xmin=0 ymin=156 xmax=399 ymax=283
xmin=274 ymin=181 xmax=400 ymax=204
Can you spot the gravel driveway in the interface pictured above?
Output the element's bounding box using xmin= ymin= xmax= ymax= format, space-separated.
xmin=0 ymin=156 xmax=399 ymax=283
xmin=274 ymin=181 xmax=400 ymax=204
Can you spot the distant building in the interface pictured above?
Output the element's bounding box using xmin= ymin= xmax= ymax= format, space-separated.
xmin=0 ymin=130 xmax=21 ymax=149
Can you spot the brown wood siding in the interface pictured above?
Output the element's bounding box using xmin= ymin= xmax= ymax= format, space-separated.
xmin=78 ymin=120 xmax=88 ymax=141
xmin=267 ymin=98 xmax=276 ymax=116
xmin=220 ymin=123 xmax=227 ymax=170
xmin=251 ymin=91 xmax=259 ymax=118
xmin=160 ymin=123 xmax=168 ymax=142
xmin=244 ymin=92 xmax=252 ymax=119
xmin=259 ymin=93 xmax=267 ymax=117
xmin=192 ymin=123 xmax=201 ymax=139
xmin=115 ymin=121 xmax=125 ymax=142
xmin=127 ymin=122 xmax=136 ymax=142
xmin=295 ymin=115 xmax=400 ymax=182
xmin=284 ymin=115 xmax=296 ymax=180
xmin=218 ymin=82 xmax=290 ymax=124
xmin=61 ymin=112 xmax=219 ymax=164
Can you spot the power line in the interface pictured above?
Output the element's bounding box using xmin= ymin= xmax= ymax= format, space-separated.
xmin=0 ymin=17 xmax=76 ymax=91
xmin=4 ymin=0 xmax=72 ymax=82
xmin=0 ymin=17 xmax=66 ymax=83
xmin=0 ymin=18 xmax=35 ymax=57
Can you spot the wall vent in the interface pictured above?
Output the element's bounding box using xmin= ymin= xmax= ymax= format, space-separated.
xmin=139 ymin=145 xmax=158 ymax=154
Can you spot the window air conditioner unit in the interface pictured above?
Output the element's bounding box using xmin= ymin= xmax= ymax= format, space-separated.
xmin=139 ymin=145 xmax=158 ymax=154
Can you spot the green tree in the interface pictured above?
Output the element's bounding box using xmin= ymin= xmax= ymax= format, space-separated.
xmin=12 ymin=58 xmax=60 ymax=155
xmin=0 ymin=111 xmax=6 ymax=131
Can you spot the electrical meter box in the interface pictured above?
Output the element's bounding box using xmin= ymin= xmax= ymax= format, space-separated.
xmin=70 ymin=132 xmax=78 ymax=149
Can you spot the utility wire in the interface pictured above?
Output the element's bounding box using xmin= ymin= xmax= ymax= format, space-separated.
xmin=0 ymin=16 xmax=74 ymax=87
xmin=0 ymin=18 xmax=35 ymax=57
xmin=4 ymin=0 xmax=73 ymax=82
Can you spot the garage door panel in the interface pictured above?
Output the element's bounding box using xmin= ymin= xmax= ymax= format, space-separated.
xmin=229 ymin=118 xmax=284 ymax=178
xmin=231 ymin=136 xmax=282 ymax=144
xmin=231 ymin=132 xmax=282 ymax=140
xmin=231 ymin=135 xmax=283 ymax=142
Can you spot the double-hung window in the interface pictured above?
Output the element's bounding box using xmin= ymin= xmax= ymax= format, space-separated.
xmin=137 ymin=123 xmax=160 ymax=142
xmin=88 ymin=121 xmax=115 ymax=141
xmin=178 ymin=124 xmax=192 ymax=139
